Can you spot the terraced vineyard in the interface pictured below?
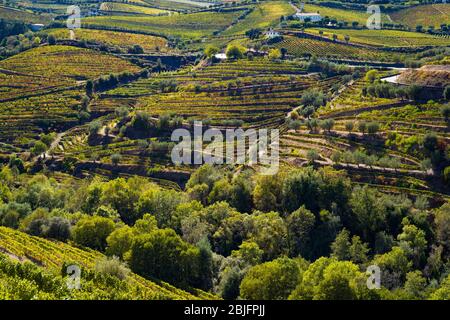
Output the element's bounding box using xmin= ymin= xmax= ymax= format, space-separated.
xmin=274 ymin=36 xmax=401 ymax=62
xmin=0 ymin=5 xmax=52 ymax=24
xmin=99 ymin=2 xmax=171 ymax=15
xmin=0 ymin=226 xmax=212 ymax=300
xmin=319 ymin=77 xmax=401 ymax=115
xmin=82 ymin=10 xmax=242 ymax=38
xmin=0 ymin=45 xmax=139 ymax=152
xmin=282 ymin=100 xmax=449 ymax=196
xmin=137 ymin=0 xmax=211 ymax=11
xmin=103 ymin=59 xmax=339 ymax=127
xmin=45 ymin=28 xmax=170 ymax=52
xmin=0 ymin=45 xmax=140 ymax=89
xmin=390 ymin=4 xmax=450 ymax=29
xmin=303 ymin=3 xmax=391 ymax=25
xmin=306 ymin=28 xmax=450 ymax=47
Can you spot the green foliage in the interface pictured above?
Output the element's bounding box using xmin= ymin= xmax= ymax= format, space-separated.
xmin=226 ymin=44 xmax=245 ymax=60
xmin=72 ymin=216 xmax=115 ymax=251
xmin=240 ymin=257 xmax=300 ymax=300
xmin=204 ymin=45 xmax=219 ymax=58
xmin=129 ymin=228 xmax=200 ymax=287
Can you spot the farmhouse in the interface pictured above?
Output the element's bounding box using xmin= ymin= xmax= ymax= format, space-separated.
xmin=294 ymin=12 xmax=322 ymax=22
xmin=265 ymin=28 xmax=280 ymax=39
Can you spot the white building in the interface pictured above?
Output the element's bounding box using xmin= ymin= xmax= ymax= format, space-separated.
xmin=214 ymin=53 xmax=227 ymax=60
xmin=265 ymin=28 xmax=281 ymax=39
xmin=30 ymin=24 xmax=45 ymax=31
xmin=294 ymin=12 xmax=322 ymax=22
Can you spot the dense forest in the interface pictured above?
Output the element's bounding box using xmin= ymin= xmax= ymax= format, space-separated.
xmin=0 ymin=162 xmax=449 ymax=299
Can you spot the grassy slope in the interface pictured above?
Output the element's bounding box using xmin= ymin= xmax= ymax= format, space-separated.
xmin=222 ymin=1 xmax=295 ymax=35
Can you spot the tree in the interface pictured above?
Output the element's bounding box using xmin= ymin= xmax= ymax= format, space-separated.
xmin=286 ymin=206 xmax=315 ymax=258
xmin=365 ymin=70 xmax=378 ymax=83
xmin=106 ymin=225 xmax=135 ymax=259
xmin=268 ymin=48 xmax=281 ymax=60
xmin=366 ymin=122 xmax=380 ymax=136
xmin=100 ymin=177 xmax=143 ymax=225
xmin=218 ymin=266 xmax=242 ymax=300
xmin=320 ymin=119 xmax=335 ymax=133
xmin=111 ymin=153 xmax=122 ymax=166
xmin=231 ymin=240 xmax=263 ymax=267
xmin=45 ymin=216 xmax=71 ymax=241
xmin=349 ymin=186 xmax=386 ymax=242
xmin=430 ymin=274 xmax=450 ymax=299
xmin=133 ymin=213 xmax=158 ymax=234
xmin=195 ymin=237 xmax=214 ymax=291
xmin=204 ymin=45 xmax=219 ymax=58
xmin=440 ymin=104 xmax=450 ymax=122
xmin=422 ymin=133 xmax=438 ymax=155
xmin=47 ymin=34 xmax=56 ymax=45
xmin=315 ymin=261 xmax=368 ymax=300
xmin=31 ymin=141 xmax=47 ymax=156
xmin=444 ymin=86 xmax=450 ymax=101
xmin=397 ymin=219 xmax=427 ymax=268
xmin=86 ymin=80 xmax=94 ymax=96
xmin=403 ymin=271 xmax=427 ymax=299
xmin=249 ymin=211 xmax=287 ymax=260
xmin=129 ymin=228 xmax=200 ymax=287
xmin=345 ymin=121 xmax=354 ymax=133
xmin=281 ymin=168 xmax=322 ymax=213
xmin=289 ymin=258 xmax=373 ymax=300
xmin=226 ymin=44 xmax=245 ymax=60
xmin=72 ymin=216 xmax=115 ymax=251
xmin=280 ymin=47 xmax=288 ymax=59
xmin=372 ymin=247 xmax=412 ymax=290
xmin=128 ymin=44 xmax=144 ymax=54
xmin=88 ymin=121 xmax=101 ymax=136
xmin=357 ymin=122 xmax=367 ymax=135
xmin=344 ymin=35 xmax=350 ymax=43
xmin=331 ymin=229 xmax=351 ymax=261
xmin=434 ymin=203 xmax=450 ymax=255
xmin=253 ymin=174 xmax=283 ymax=212
xmin=240 ymin=257 xmax=300 ymax=300
xmin=306 ymin=149 xmax=319 ymax=165
xmin=245 ymin=28 xmax=262 ymax=39
xmin=349 ymin=235 xmax=369 ymax=265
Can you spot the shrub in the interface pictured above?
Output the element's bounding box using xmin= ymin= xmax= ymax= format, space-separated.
xmin=226 ymin=44 xmax=245 ymax=60
xmin=94 ymin=256 xmax=130 ymax=280
xmin=72 ymin=216 xmax=115 ymax=251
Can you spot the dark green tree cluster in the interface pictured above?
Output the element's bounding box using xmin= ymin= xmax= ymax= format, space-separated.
xmin=0 ymin=163 xmax=449 ymax=299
